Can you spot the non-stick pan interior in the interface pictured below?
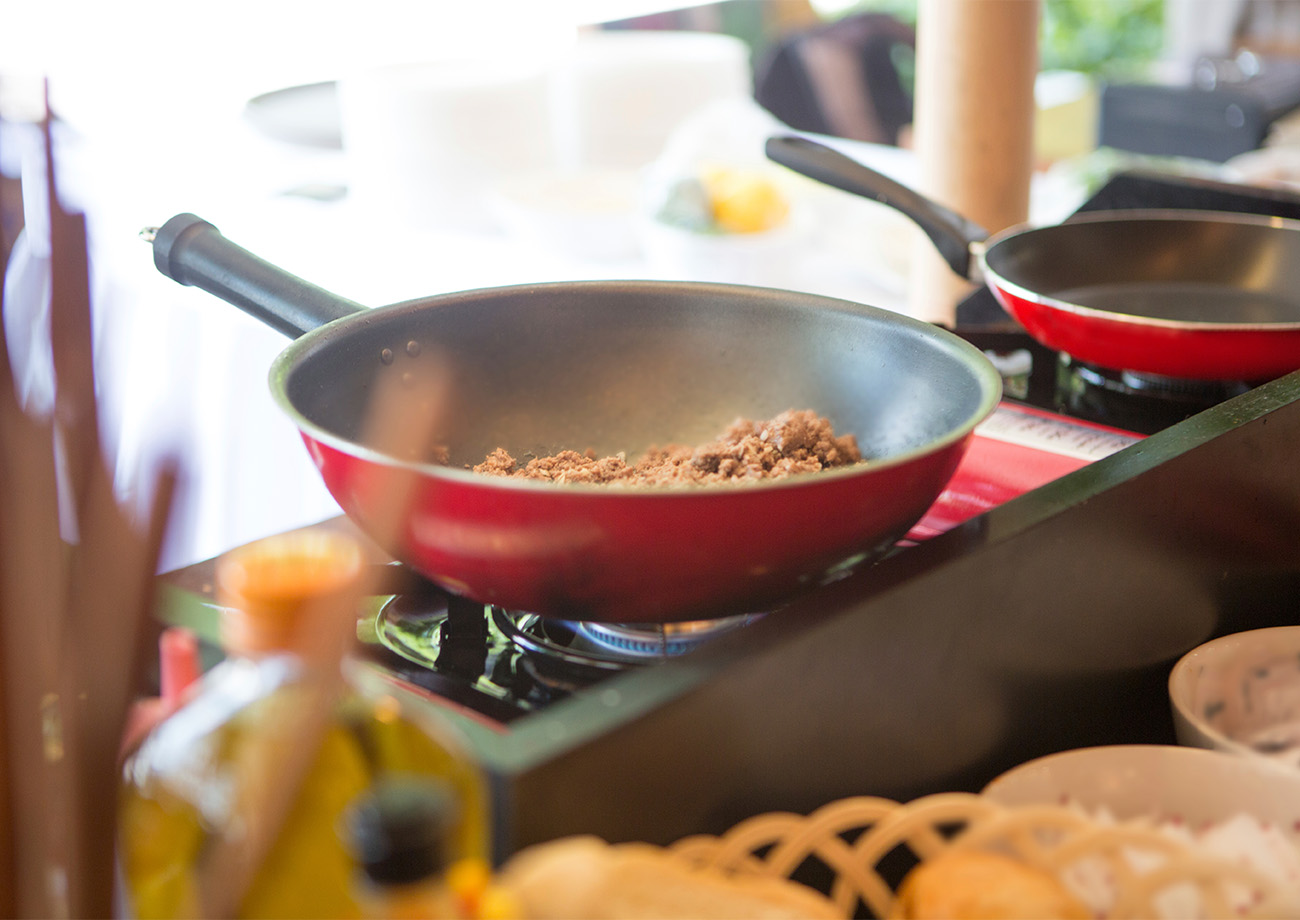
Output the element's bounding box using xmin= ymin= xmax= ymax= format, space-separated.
xmin=273 ymin=281 xmax=996 ymax=472
xmin=986 ymin=214 xmax=1300 ymax=325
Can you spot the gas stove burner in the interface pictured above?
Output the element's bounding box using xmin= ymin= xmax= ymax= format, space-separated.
xmin=492 ymin=610 xmax=761 ymax=692
xmin=1115 ymin=368 xmax=1252 ymax=400
xmin=369 ymin=580 xmax=762 ymax=717
xmin=575 ymin=616 xmax=759 ymax=658
xmin=1055 ymin=354 xmax=1254 ymax=434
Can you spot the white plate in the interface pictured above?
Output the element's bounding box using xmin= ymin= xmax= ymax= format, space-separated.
xmin=243 ymin=81 xmax=342 ymax=149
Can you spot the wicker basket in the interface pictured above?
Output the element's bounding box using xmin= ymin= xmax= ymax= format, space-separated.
xmin=666 ymin=792 xmax=1297 ymax=919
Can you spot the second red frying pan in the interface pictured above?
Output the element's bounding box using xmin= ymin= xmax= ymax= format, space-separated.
xmin=767 ymin=135 xmax=1300 ymax=382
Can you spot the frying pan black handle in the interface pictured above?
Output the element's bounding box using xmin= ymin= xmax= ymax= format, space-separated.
xmin=149 ymin=213 xmax=365 ymax=338
xmin=765 ymin=135 xmax=988 ymax=281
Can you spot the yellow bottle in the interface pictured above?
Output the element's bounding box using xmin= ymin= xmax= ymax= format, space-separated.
xmin=117 ymin=531 xmax=489 ymax=919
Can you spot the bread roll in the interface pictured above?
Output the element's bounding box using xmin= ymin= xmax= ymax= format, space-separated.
xmin=891 ymin=849 xmax=1089 ymax=920
xmin=498 ymin=835 xmax=840 ymax=919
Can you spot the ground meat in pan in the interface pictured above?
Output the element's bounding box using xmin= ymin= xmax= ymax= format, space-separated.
xmin=470 ymin=409 xmax=862 ymax=486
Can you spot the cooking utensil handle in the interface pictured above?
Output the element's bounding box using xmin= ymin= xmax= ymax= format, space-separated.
xmin=764 ymin=135 xmax=988 ymax=280
xmin=148 ymin=213 xmax=365 ymax=338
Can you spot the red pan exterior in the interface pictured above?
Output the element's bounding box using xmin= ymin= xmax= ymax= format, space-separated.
xmin=989 ymin=282 xmax=1300 ymax=382
xmin=977 ymin=211 xmax=1300 ymax=382
xmin=301 ymin=431 xmax=974 ymax=623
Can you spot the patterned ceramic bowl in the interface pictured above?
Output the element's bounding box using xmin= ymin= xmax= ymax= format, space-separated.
xmin=1168 ymin=626 xmax=1300 ymax=770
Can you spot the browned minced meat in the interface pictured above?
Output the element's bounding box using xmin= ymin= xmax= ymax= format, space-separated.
xmin=470 ymin=409 xmax=862 ymax=486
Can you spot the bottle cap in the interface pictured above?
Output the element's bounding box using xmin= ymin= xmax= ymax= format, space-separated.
xmin=344 ymin=775 xmax=459 ymax=886
xmin=216 ymin=530 xmax=364 ymax=654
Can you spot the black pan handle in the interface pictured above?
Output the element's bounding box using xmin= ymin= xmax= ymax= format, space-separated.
xmin=148 ymin=213 xmax=366 ymax=339
xmin=765 ymin=135 xmax=988 ymax=281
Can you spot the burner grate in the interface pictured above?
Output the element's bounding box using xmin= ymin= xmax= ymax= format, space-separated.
xmin=1056 ymin=354 xmax=1253 ymax=434
xmin=370 ymin=583 xmax=761 ymax=719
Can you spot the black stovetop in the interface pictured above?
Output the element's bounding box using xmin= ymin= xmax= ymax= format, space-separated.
xmin=363 ymin=166 xmax=1300 ymax=718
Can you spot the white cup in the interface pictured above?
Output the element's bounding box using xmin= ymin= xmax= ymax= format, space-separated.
xmin=549 ymin=30 xmax=752 ymax=172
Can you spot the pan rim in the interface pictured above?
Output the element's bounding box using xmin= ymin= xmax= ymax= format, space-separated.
xmin=984 ymin=209 xmax=1300 ymax=333
xmin=267 ymin=279 xmax=1003 ymax=497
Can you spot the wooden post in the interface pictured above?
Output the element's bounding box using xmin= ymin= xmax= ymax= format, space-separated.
xmin=908 ymin=0 xmax=1040 ymax=326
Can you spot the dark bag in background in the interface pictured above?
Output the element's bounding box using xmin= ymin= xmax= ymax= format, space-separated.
xmin=754 ymin=13 xmax=915 ymax=146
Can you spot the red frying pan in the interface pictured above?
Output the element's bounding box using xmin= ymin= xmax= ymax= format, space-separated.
xmin=767 ymin=135 xmax=1300 ymax=382
xmin=148 ymin=213 xmax=1001 ymax=623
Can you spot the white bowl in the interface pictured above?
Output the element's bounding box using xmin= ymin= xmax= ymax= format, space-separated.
xmin=983 ymin=743 xmax=1300 ymax=834
xmin=982 ymin=744 xmax=1300 ymax=917
xmin=1168 ymin=626 xmax=1300 ymax=770
xmin=637 ymin=211 xmax=812 ymax=289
